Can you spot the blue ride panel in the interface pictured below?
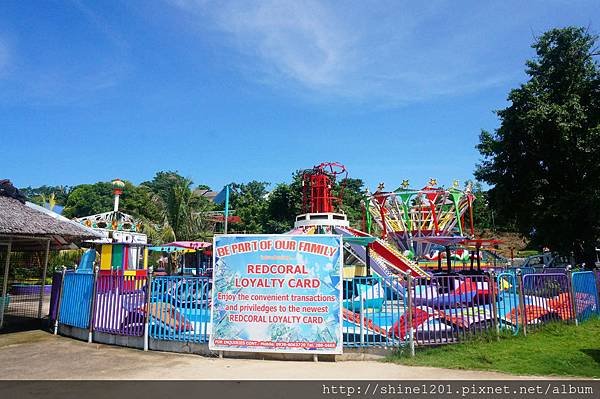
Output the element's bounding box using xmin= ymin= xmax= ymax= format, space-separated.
xmin=58 ymin=272 xmax=94 ymax=329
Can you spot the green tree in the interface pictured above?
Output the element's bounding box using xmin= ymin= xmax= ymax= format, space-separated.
xmin=142 ymin=172 xmax=214 ymax=241
xmin=228 ymin=181 xmax=269 ymax=233
xmin=63 ymin=181 xmax=159 ymax=223
xmin=62 ymin=182 xmax=113 ymax=218
xmin=475 ymin=27 xmax=600 ymax=265
xmin=264 ymin=183 xmax=299 ymax=233
xmin=21 ymin=185 xmax=70 ymax=207
xmin=141 ymin=171 xmax=190 ymax=201
xmin=335 ymin=177 xmax=367 ymax=228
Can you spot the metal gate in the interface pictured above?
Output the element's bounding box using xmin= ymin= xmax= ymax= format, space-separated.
xmin=0 ymin=249 xmax=50 ymax=332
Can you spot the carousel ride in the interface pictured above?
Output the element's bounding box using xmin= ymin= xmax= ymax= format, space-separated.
xmin=367 ymin=179 xmax=474 ymax=258
xmin=74 ymin=179 xmax=149 ymax=277
xmin=366 ymin=179 xmax=504 ymax=271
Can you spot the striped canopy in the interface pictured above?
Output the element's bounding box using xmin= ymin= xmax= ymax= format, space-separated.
xmin=163 ymin=241 xmax=212 ymax=250
xmin=148 ymin=246 xmax=194 ymax=253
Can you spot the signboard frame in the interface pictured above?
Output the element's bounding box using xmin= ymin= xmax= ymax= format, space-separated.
xmin=209 ymin=233 xmax=344 ymax=354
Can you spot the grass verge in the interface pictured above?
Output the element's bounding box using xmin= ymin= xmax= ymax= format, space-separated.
xmin=386 ymin=318 xmax=600 ymax=378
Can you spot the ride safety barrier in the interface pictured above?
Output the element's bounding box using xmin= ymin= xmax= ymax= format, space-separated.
xmin=50 ymin=267 xmax=600 ymax=355
xmin=409 ymin=273 xmax=496 ymax=345
xmin=93 ymin=274 xmax=147 ymax=337
xmin=342 ymin=275 xmax=408 ymax=349
xmin=148 ymin=276 xmax=211 ymax=343
xmin=571 ymin=271 xmax=600 ymax=323
xmin=521 ymin=273 xmax=574 ymax=329
xmin=496 ymin=272 xmax=520 ymax=334
xmin=57 ymin=272 xmax=94 ymax=329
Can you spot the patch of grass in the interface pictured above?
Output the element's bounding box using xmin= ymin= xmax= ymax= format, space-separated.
xmin=386 ymin=318 xmax=600 ymax=378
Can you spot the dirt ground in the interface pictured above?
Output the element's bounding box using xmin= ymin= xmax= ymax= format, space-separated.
xmin=0 ymin=330 xmax=557 ymax=380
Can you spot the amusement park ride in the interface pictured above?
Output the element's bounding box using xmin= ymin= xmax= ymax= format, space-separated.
xmin=294 ymin=162 xmax=350 ymax=228
xmin=367 ymin=179 xmax=475 ymax=258
xmin=70 ymin=166 xmax=499 ymax=279
xmin=75 ymin=179 xmax=149 ymax=277
xmin=290 ymin=162 xmax=501 ymax=279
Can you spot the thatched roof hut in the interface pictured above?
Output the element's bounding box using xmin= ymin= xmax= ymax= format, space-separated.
xmin=0 ymin=180 xmax=102 ymax=251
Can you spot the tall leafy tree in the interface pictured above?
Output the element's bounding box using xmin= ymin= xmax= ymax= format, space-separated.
xmin=20 ymin=185 xmax=70 ymax=206
xmin=63 ymin=181 xmax=159 ymax=222
xmin=62 ymin=182 xmax=114 ymax=218
xmin=335 ymin=177 xmax=367 ymax=228
xmin=228 ymin=181 xmax=269 ymax=233
xmin=265 ymin=183 xmax=301 ymax=233
xmin=142 ymin=172 xmax=213 ymax=241
xmin=475 ymin=27 xmax=600 ymax=265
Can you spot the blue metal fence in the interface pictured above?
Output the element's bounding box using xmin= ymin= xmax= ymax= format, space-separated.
xmin=342 ymin=276 xmax=406 ymax=348
xmin=521 ymin=273 xmax=573 ymax=328
xmin=51 ymin=266 xmax=600 ymax=352
xmin=496 ymin=272 xmax=520 ymax=334
xmin=58 ymin=272 xmax=94 ymax=329
xmin=572 ymin=271 xmax=600 ymax=323
xmin=149 ymin=276 xmax=211 ymax=343
xmin=410 ymin=274 xmax=496 ymax=345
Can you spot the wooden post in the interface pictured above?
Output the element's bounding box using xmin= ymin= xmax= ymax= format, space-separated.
xmin=37 ymin=239 xmax=51 ymax=319
xmin=0 ymin=240 xmax=12 ymax=329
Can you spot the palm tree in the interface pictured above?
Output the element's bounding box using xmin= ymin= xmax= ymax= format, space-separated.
xmin=150 ymin=177 xmax=212 ymax=241
xmin=39 ymin=192 xmax=57 ymax=211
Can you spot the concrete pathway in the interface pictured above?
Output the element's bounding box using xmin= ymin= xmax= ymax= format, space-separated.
xmin=0 ymin=330 xmax=545 ymax=380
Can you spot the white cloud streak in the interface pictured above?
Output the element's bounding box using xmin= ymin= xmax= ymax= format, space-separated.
xmin=168 ymin=1 xmax=523 ymax=104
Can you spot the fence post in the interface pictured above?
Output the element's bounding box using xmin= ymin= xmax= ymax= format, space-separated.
xmin=595 ymin=269 xmax=600 ymax=316
xmin=516 ymin=269 xmax=527 ymax=336
xmin=407 ymin=274 xmax=414 ymax=357
xmin=568 ymin=268 xmax=578 ymax=326
xmin=87 ymin=266 xmax=99 ymax=343
xmin=54 ymin=266 xmax=67 ymax=335
xmin=144 ymin=267 xmax=153 ymax=352
xmin=489 ymin=270 xmax=500 ymax=341
xmin=359 ymin=280 xmax=365 ymax=346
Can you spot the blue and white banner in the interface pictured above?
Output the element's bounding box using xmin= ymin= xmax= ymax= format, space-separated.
xmin=209 ymin=234 xmax=343 ymax=354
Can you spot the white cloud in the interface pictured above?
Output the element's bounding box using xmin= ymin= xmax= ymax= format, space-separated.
xmin=168 ymin=1 xmax=521 ymax=104
xmin=197 ymin=1 xmax=352 ymax=89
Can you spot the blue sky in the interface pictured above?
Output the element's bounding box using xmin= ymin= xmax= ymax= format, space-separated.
xmin=1 ymin=1 xmax=598 ymax=192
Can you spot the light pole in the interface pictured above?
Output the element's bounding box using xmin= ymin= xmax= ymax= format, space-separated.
xmin=224 ymin=185 xmax=230 ymax=234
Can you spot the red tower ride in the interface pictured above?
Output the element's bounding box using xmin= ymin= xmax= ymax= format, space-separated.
xmin=301 ymin=162 xmax=347 ymax=214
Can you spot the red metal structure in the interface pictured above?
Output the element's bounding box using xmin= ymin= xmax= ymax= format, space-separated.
xmin=301 ymin=162 xmax=348 ymax=214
